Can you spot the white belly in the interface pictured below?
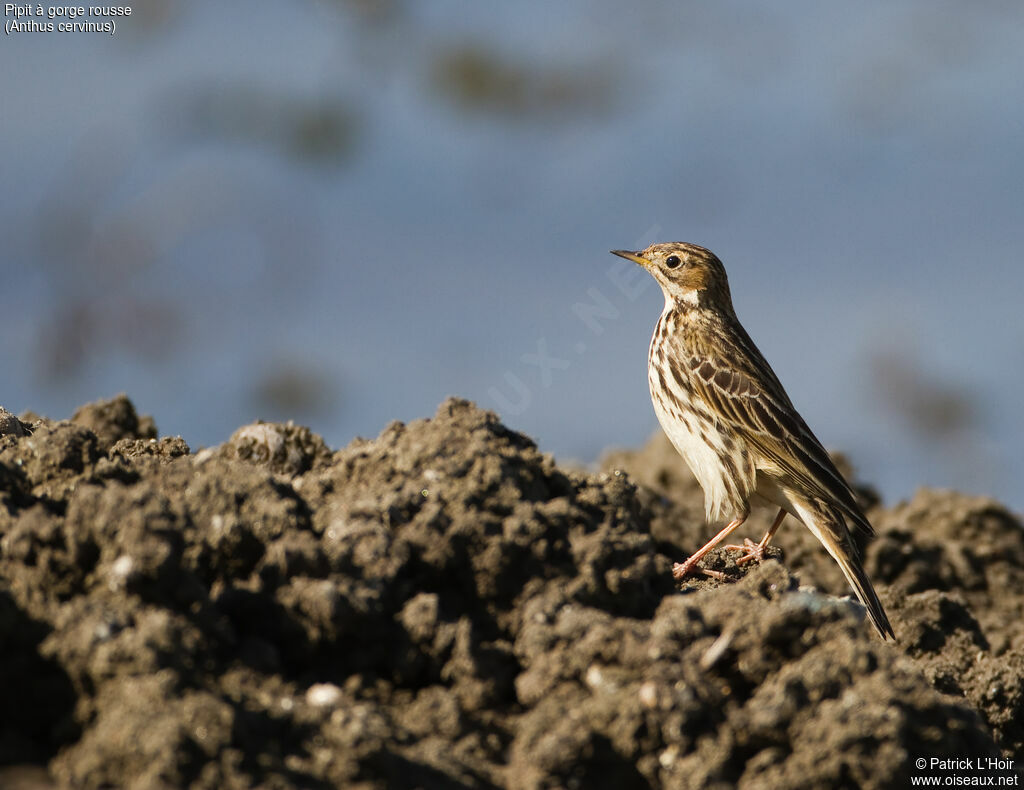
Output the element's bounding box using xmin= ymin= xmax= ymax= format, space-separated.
xmin=651 ymin=392 xmax=737 ymax=522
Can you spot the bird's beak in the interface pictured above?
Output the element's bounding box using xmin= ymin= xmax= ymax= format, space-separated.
xmin=611 ymin=249 xmax=649 ymax=267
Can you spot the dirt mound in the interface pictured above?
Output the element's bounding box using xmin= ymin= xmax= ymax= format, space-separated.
xmin=0 ymin=395 xmax=1020 ymax=788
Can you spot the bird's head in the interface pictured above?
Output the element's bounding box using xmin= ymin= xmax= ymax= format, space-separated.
xmin=612 ymin=242 xmax=732 ymax=312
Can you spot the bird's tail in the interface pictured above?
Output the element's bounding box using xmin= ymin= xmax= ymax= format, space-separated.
xmin=792 ymin=500 xmax=895 ymax=640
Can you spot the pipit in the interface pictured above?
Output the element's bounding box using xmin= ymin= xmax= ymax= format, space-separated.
xmin=612 ymin=242 xmax=893 ymax=639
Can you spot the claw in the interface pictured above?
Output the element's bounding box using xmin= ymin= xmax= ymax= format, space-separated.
xmin=724 ymin=537 xmax=767 ymax=566
xmin=673 ymin=560 xmax=727 ymax=581
xmin=674 ymin=509 xmax=786 ymax=582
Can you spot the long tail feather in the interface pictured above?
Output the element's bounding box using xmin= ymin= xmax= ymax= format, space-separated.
xmin=830 ymin=543 xmax=894 ymax=640
xmin=791 ymin=500 xmax=894 ymax=640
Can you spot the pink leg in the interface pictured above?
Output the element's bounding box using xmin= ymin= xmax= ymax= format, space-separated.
xmin=725 ymin=508 xmax=786 ymax=565
xmin=673 ymin=514 xmax=749 ymax=581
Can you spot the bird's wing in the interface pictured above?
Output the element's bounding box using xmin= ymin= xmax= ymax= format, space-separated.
xmin=682 ymin=322 xmax=874 ymax=537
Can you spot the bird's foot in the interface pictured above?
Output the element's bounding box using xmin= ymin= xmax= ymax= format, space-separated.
xmin=672 ymin=559 xmax=727 ymax=581
xmin=724 ymin=537 xmax=766 ymax=566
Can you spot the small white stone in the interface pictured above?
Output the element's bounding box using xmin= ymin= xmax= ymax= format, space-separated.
xmin=235 ymin=424 xmax=285 ymax=456
xmin=111 ymin=555 xmax=135 ymax=579
xmin=193 ymin=448 xmax=216 ymax=464
xmin=306 ymin=683 xmax=344 ymax=708
xmin=638 ymin=681 xmax=659 ymax=709
xmin=107 ymin=555 xmax=135 ymax=591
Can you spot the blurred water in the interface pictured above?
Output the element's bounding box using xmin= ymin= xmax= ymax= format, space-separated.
xmin=2 ymin=1 xmax=1022 ymax=511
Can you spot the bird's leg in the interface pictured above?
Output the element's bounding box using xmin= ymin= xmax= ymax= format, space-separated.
xmin=725 ymin=508 xmax=786 ymax=566
xmin=673 ymin=515 xmax=748 ymax=581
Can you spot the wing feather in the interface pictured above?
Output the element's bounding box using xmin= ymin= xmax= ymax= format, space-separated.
xmin=681 ymin=321 xmax=873 ymax=536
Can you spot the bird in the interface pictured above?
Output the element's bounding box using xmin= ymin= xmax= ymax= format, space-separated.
xmin=611 ymin=242 xmax=894 ymax=640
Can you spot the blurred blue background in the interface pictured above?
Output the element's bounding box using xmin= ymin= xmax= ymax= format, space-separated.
xmin=2 ymin=1 xmax=1022 ymax=511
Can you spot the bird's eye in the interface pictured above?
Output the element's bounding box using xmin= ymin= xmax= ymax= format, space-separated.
xmin=665 ymin=255 xmax=681 ymax=269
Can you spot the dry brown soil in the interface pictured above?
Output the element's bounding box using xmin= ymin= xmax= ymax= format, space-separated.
xmin=0 ymin=395 xmax=1021 ymax=788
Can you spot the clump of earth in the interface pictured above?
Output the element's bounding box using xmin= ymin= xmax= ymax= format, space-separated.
xmin=0 ymin=395 xmax=1021 ymax=788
